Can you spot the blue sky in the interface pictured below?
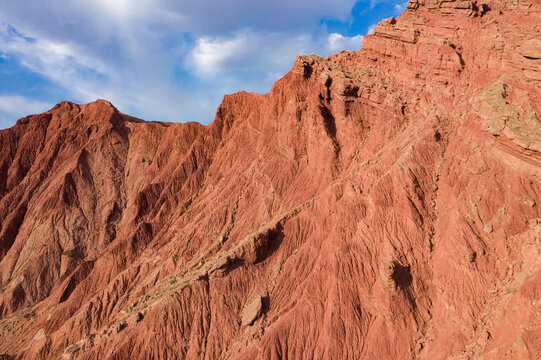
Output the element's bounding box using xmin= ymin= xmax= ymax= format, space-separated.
xmin=0 ymin=0 xmax=407 ymax=128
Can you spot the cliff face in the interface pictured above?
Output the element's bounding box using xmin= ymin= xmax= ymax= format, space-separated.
xmin=0 ymin=0 xmax=540 ymax=359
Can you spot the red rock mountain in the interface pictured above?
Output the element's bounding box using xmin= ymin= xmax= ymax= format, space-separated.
xmin=1 ymin=0 xmax=540 ymax=359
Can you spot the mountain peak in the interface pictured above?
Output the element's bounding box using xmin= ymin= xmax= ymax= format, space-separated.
xmin=0 ymin=1 xmax=540 ymax=359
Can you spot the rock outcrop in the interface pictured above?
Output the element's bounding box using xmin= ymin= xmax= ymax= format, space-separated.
xmin=0 ymin=0 xmax=540 ymax=359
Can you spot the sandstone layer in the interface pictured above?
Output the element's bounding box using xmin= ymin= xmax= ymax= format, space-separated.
xmin=0 ymin=0 xmax=540 ymax=359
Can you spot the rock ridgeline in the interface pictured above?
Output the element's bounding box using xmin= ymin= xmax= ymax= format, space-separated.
xmin=0 ymin=0 xmax=540 ymax=359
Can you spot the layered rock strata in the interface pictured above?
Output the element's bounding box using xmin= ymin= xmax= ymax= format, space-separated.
xmin=0 ymin=0 xmax=540 ymax=359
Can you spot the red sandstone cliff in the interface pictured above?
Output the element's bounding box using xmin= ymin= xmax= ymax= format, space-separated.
xmin=0 ymin=0 xmax=540 ymax=359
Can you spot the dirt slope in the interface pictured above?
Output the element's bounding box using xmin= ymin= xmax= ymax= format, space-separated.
xmin=0 ymin=0 xmax=540 ymax=359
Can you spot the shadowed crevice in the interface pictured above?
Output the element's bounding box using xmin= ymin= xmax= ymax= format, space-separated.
xmin=319 ymin=106 xmax=341 ymax=158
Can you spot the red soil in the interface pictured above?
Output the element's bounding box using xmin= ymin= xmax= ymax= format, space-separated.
xmin=0 ymin=1 xmax=540 ymax=359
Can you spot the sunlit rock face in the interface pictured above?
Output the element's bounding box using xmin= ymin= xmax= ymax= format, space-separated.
xmin=0 ymin=1 xmax=540 ymax=359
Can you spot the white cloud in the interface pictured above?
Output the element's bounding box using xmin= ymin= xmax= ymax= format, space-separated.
xmin=189 ymin=30 xmax=315 ymax=77
xmin=394 ymin=1 xmax=407 ymax=13
xmin=88 ymin=0 xmax=138 ymax=17
xmin=0 ymin=95 xmax=50 ymax=115
xmin=327 ymin=33 xmax=363 ymax=54
xmin=0 ymin=95 xmax=51 ymax=128
xmin=189 ymin=29 xmax=366 ymax=78
xmin=156 ymin=0 xmax=359 ymax=33
xmin=191 ymin=35 xmax=248 ymax=75
xmin=368 ymin=0 xmax=385 ymax=10
xmin=367 ymin=23 xmax=377 ymax=34
xmin=0 ymin=1 xmax=359 ymax=39
xmin=0 ymin=21 xmax=110 ymax=100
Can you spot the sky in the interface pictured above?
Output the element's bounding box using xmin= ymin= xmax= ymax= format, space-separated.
xmin=0 ymin=0 xmax=408 ymax=128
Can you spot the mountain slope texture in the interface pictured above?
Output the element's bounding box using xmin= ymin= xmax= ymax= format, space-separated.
xmin=1 ymin=0 xmax=541 ymax=359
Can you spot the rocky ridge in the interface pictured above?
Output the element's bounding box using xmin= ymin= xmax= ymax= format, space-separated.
xmin=0 ymin=0 xmax=540 ymax=359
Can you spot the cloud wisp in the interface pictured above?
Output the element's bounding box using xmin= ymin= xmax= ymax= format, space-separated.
xmin=0 ymin=95 xmax=50 ymax=126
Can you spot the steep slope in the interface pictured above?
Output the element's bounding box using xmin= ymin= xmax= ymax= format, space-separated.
xmin=0 ymin=0 xmax=540 ymax=359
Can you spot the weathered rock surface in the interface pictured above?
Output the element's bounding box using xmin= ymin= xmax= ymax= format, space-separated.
xmin=0 ymin=0 xmax=540 ymax=359
xmin=241 ymin=296 xmax=263 ymax=327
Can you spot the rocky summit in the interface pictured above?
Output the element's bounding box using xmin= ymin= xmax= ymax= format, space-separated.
xmin=0 ymin=0 xmax=540 ymax=359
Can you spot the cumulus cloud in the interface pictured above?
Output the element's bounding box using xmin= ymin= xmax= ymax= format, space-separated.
xmin=327 ymin=33 xmax=363 ymax=54
xmin=191 ymin=35 xmax=248 ymax=75
xmin=189 ymin=29 xmax=365 ymax=78
xmin=189 ymin=30 xmax=314 ymax=77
